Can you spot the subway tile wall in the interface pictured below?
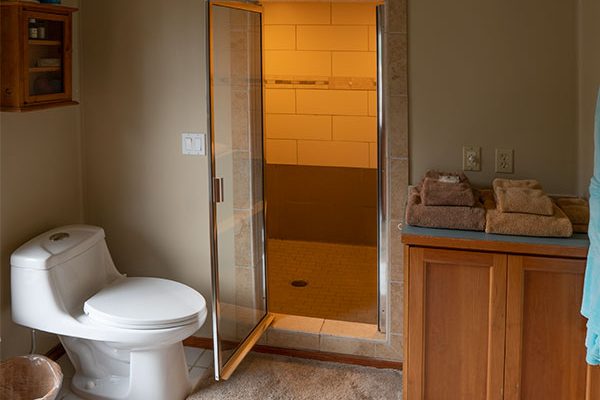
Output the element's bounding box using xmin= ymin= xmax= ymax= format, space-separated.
xmin=263 ymin=2 xmax=378 ymax=169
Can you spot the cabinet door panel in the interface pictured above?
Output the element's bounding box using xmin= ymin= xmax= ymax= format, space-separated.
xmin=22 ymin=11 xmax=71 ymax=105
xmin=588 ymin=365 xmax=600 ymax=399
xmin=505 ymin=256 xmax=587 ymax=400
xmin=407 ymin=248 xmax=506 ymax=400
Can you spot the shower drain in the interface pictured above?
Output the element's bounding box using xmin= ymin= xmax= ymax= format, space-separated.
xmin=290 ymin=280 xmax=308 ymax=288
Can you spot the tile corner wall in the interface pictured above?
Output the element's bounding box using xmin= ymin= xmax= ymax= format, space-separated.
xmin=385 ymin=0 xmax=409 ymax=361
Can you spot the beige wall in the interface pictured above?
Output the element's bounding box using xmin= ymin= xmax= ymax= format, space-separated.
xmin=0 ymin=0 xmax=82 ymax=359
xmin=80 ymin=0 xmax=213 ymax=337
xmin=409 ymin=0 xmax=579 ymax=194
xmin=1 ymin=107 xmax=84 ymax=359
xmin=577 ymin=0 xmax=600 ymax=196
xmin=264 ymin=2 xmax=378 ymax=169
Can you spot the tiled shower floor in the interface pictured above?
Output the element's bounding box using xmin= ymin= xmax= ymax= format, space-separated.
xmin=267 ymin=239 xmax=378 ymax=324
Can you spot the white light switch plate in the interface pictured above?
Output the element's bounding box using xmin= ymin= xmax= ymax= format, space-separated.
xmin=462 ymin=145 xmax=481 ymax=171
xmin=182 ymin=133 xmax=206 ymax=156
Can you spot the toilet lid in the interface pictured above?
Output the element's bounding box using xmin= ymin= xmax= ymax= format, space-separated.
xmin=84 ymin=277 xmax=206 ymax=330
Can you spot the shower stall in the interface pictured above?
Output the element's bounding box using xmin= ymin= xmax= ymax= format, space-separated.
xmin=206 ymin=0 xmax=387 ymax=380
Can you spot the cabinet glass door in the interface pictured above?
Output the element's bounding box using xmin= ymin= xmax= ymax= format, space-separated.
xmin=23 ymin=11 xmax=70 ymax=103
xmin=207 ymin=1 xmax=271 ymax=381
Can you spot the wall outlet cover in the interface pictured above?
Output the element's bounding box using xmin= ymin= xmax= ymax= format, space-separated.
xmin=495 ymin=148 xmax=514 ymax=173
xmin=462 ymin=145 xmax=481 ymax=171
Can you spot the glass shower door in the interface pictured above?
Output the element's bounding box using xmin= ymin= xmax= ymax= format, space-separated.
xmin=207 ymin=1 xmax=271 ymax=381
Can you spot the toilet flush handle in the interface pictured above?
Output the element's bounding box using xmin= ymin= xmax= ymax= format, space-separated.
xmin=49 ymin=232 xmax=70 ymax=241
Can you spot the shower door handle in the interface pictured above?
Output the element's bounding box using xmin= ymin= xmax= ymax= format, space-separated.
xmin=214 ymin=177 xmax=224 ymax=203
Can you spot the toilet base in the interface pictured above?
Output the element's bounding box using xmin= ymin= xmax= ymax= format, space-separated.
xmin=61 ymin=337 xmax=192 ymax=400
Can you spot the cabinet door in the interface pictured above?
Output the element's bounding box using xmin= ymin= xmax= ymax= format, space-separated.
xmin=22 ymin=10 xmax=72 ymax=105
xmin=505 ymin=256 xmax=589 ymax=399
xmin=589 ymin=365 xmax=600 ymax=398
xmin=407 ymin=248 xmax=507 ymax=400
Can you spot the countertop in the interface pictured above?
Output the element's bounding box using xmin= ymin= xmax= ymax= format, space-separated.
xmin=401 ymin=224 xmax=589 ymax=258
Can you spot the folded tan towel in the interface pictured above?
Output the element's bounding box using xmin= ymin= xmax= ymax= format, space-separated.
xmin=555 ymin=197 xmax=590 ymax=225
xmin=494 ymin=187 xmax=554 ymax=215
xmin=493 ymin=178 xmax=542 ymax=190
xmin=423 ymin=170 xmax=467 ymax=182
xmin=420 ymin=171 xmax=476 ymax=207
xmin=405 ymin=187 xmax=486 ymax=231
xmin=492 ymin=178 xmax=553 ymax=216
xmin=482 ymin=190 xmax=572 ymax=237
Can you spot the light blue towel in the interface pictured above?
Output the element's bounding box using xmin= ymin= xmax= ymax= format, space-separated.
xmin=583 ymin=87 xmax=600 ymax=365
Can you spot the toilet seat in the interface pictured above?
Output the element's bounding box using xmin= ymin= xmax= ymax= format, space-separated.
xmin=84 ymin=277 xmax=206 ymax=330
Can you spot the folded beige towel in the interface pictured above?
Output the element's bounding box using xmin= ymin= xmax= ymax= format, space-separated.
xmin=492 ymin=178 xmax=553 ymax=216
xmin=493 ymin=178 xmax=542 ymax=190
xmin=405 ymin=187 xmax=486 ymax=231
xmin=482 ymin=190 xmax=572 ymax=237
xmin=420 ymin=170 xmax=476 ymax=207
xmin=423 ymin=170 xmax=467 ymax=182
xmin=555 ymin=197 xmax=590 ymax=225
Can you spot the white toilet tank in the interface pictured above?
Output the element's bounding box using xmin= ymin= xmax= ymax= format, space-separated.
xmin=11 ymin=225 xmax=123 ymax=332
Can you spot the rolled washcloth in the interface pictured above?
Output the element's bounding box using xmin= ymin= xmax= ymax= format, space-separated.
xmin=419 ymin=170 xmax=476 ymax=207
xmin=405 ymin=186 xmax=486 ymax=231
xmin=555 ymin=197 xmax=590 ymax=225
xmin=492 ymin=178 xmax=554 ymax=216
xmin=482 ymin=190 xmax=573 ymax=237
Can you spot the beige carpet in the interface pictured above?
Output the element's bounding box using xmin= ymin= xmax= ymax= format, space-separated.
xmin=188 ymin=353 xmax=402 ymax=400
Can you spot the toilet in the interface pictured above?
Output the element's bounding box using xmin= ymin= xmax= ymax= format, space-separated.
xmin=10 ymin=225 xmax=208 ymax=400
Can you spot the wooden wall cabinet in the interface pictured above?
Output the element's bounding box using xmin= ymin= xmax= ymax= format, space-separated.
xmin=1 ymin=2 xmax=77 ymax=111
xmin=403 ymin=228 xmax=600 ymax=400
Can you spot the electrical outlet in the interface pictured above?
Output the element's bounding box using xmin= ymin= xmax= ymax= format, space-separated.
xmin=462 ymin=146 xmax=481 ymax=171
xmin=495 ymin=148 xmax=514 ymax=173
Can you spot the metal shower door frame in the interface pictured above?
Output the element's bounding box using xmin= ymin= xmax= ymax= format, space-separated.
xmin=206 ymin=2 xmax=390 ymax=378
xmin=205 ymin=0 xmax=273 ymax=382
xmin=376 ymin=3 xmax=389 ymax=334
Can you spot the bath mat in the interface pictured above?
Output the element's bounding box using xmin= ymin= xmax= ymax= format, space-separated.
xmin=188 ymin=352 xmax=402 ymax=400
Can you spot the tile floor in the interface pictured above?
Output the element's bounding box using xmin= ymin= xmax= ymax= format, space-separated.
xmin=56 ymin=347 xmax=213 ymax=400
xmin=267 ymin=239 xmax=378 ymax=324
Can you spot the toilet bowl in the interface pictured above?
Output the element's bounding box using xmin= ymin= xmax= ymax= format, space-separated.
xmin=10 ymin=225 xmax=208 ymax=400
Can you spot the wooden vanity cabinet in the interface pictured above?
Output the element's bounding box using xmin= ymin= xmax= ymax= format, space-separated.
xmin=402 ymin=227 xmax=600 ymax=400
xmin=1 ymin=2 xmax=77 ymax=111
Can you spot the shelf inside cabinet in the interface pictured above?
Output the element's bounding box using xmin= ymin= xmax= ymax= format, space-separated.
xmin=29 ymin=67 xmax=61 ymax=73
xmin=29 ymin=40 xmax=62 ymax=46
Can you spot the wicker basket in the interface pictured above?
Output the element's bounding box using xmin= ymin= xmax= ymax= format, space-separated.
xmin=0 ymin=355 xmax=63 ymax=400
